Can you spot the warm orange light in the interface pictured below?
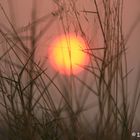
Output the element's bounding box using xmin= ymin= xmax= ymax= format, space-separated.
xmin=49 ymin=34 xmax=89 ymax=75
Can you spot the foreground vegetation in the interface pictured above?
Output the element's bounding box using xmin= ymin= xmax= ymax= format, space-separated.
xmin=0 ymin=0 xmax=139 ymax=140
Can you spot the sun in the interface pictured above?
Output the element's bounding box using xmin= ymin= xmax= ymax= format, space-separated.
xmin=48 ymin=34 xmax=89 ymax=75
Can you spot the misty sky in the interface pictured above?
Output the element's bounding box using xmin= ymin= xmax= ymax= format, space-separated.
xmin=0 ymin=0 xmax=140 ymax=126
xmin=1 ymin=0 xmax=139 ymax=88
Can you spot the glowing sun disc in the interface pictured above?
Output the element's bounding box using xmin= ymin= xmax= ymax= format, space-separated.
xmin=49 ymin=34 xmax=89 ymax=75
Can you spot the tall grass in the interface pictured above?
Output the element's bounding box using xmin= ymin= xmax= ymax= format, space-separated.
xmin=0 ymin=0 xmax=140 ymax=140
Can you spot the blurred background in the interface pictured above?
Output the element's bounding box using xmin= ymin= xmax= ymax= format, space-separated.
xmin=0 ymin=0 xmax=140 ymax=140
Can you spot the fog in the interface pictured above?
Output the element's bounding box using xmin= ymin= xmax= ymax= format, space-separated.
xmin=0 ymin=0 xmax=140 ymax=139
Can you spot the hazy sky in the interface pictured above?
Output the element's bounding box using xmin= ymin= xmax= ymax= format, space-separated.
xmin=1 ymin=0 xmax=139 ymax=66
xmin=0 ymin=0 xmax=140 ymax=125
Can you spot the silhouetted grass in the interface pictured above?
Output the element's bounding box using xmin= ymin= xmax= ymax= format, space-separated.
xmin=0 ymin=0 xmax=140 ymax=140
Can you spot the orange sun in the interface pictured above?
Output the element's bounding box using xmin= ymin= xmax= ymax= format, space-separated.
xmin=49 ymin=34 xmax=89 ymax=75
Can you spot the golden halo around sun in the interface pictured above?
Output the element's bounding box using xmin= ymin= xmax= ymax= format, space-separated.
xmin=48 ymin=34 xmax=89 ymax=75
